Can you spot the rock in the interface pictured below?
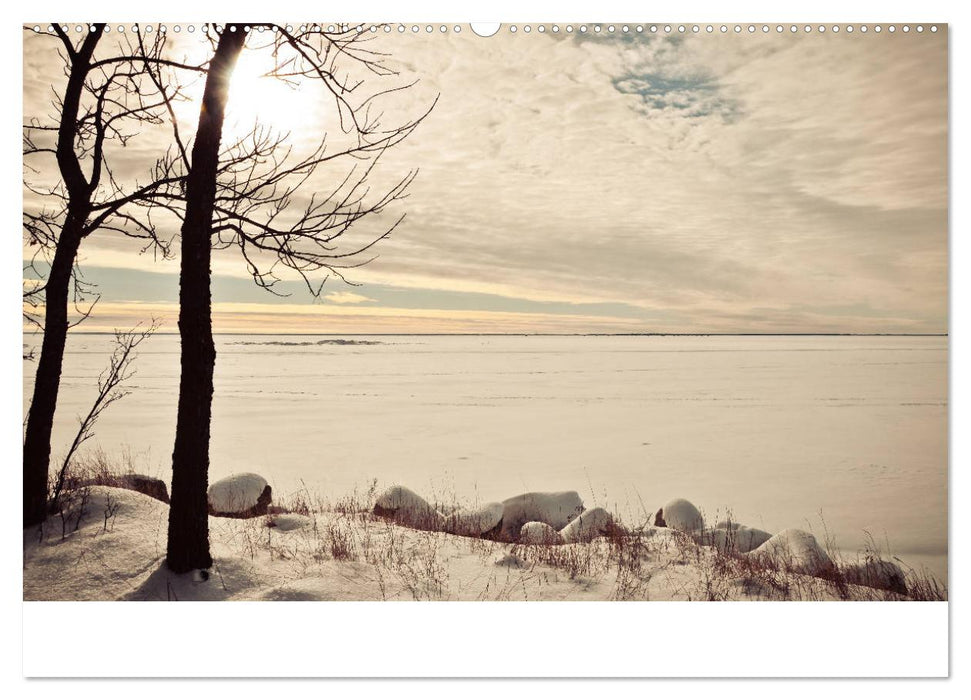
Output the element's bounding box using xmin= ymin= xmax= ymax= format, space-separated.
xmin=697 ymin=528 xmax=726 ymax=551
xmin=117 ymin=474 xmax=170 ymax=503
xmin=843 ymin=559 xmax=908 ymax=595
xmin=714 ymin=520 xmax=741 ymax=531
xmin=372 ymin=485 xmax=445 ymax=531
xmin=699 ymin=526 xmax=772 ymax=554
xmin=497 ymin=491 xmax=585 ymax=541
xmin=208 ymin=473 xmax=272 ymax=518
xmin=559 ymin=507 xmax=619 ymax=543
xmin=735 ymin=526 xmax=772 ymax=553
xmin=444 ymin=502 xmax=504 ymax=536
xmin=653 ymin=508 xmax=666 ymax=527
xmin=266 ymin=513 xmax=311 ymax=531
xmin=519 ymin=521 xmax=563 ymax=545
xmin=660 ymin=498 xmax=704 ymax=532
xmin=746 ymin=528 xmax=834 ymax=576
xmin=81 ymin=473 xmax=169 ymax=503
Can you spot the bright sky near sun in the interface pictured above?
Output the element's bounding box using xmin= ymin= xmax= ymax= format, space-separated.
xmin=22 ymin=26 xmax=948 ymax=334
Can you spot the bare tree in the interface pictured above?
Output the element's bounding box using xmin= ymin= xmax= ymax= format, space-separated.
xmin=140 ymin=24 xmax=434 ymax=572
xmin=49 ymin=322 xmax=159 ymax=512
xmin=161 ymin=26 xmax=247 ymax=572
xmin=22 ymin=24 xmax=202 ymax=527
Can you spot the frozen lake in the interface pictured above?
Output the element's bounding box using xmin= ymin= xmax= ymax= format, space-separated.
xmin=23 ymin=333 xmax=948 ymax=579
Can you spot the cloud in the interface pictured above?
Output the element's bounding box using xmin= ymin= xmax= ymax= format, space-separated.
xmin=22 ymin=29 xmax=948 ymax=333
xmin=611 ymin=71 xmax=741 ymax=122
xmin=27 ymin=300 xmax=647 ymax=335
xmin=323 ymin=291 xmax=377 ymax=305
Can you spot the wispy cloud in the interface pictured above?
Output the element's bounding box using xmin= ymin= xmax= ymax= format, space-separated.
xmin=27 ymin=300 xmax=648 ymax=335
xmin=22 ymin=29 xmax=948 ymax=333
xmin=323 ymin=291 xmax=377 ymax=305
xmin=612 ymin=71 xmax=741 ymax=122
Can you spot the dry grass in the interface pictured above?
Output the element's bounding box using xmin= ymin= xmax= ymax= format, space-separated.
xmin=50 ymin=447 xmax=133 ymax=494
xmin=37 ymin=460 xmax=947 ymax=602
xmin=683 ymin=535 xmax=946 ymax=602
xmin=263 ymin=485 xmax=453 ymax=599
xmin=36 ymin=448 xmax=152 ymax=543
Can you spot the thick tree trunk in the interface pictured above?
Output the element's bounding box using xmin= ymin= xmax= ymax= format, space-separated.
xmin=23 ymin=27 xmax=101 ymax=528
xmin=166 ymin=27 xmax=247 ymax=573
xmin=22 ymin=216 xmax=85 ymax=526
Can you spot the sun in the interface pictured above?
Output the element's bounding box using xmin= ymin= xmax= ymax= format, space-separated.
xmin=223 ymin=49 xmax=316 ymax=140
xmin=167 ymin=42 xmax=340 ymax=153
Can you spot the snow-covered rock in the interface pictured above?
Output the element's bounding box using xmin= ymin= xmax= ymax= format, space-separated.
xmin=117 ymin=474 xmax=170 ymax=503
xmin=559 ymin=507 xmax=617 ymax=543
xmin=660 ymin=498 xmax=704 ymax=532
xmin=735 ymin=526 xmax=772 ymax=553
xmin=23 ymin=484 xmax=922 ymax=602
xmin=699 ymin=525 xmax=772 ymax=554
xmin=714 ymin=520 xmax=741 ymax=531
xmin=746 ymin=528 xmax=833 ymax=575
xmin=444 ymin=502 xmax=504 ymax=536
xmin=372 ymin=485 xmax=445 ymax=530
xmin=81 ymin=473 xmax=170 ymax=503
xmin=519 ymin=521 xmax=563 ymax=545
xmin=843 ymin=558 xmax=908 ymax=594
xmin=497 ymin=491 xmax=584 ymax=540
xmin=208 ymin=473 xmax=272 ymax=518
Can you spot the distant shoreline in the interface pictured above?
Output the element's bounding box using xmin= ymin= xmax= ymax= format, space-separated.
xmin=43 ymin=332 xmax=949 ymax=338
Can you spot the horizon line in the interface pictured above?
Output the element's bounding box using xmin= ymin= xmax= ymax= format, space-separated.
xmin=33 ymin=331 xmax=950 ymax=338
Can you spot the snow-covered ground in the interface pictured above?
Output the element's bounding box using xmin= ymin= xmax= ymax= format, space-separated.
xmin=23 ymin=486 xmax=929 ymax=601
xmin=22 ymin=333 xmax=948 ymax=581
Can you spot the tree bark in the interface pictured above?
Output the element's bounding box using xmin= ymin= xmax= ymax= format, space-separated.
xmin=23 ymin=27 xmax=101 ymax=528
xmin=166 ymin=27 xmax=247 ymax=573
xmin=23 ymin=216 xmax=86 ymax=526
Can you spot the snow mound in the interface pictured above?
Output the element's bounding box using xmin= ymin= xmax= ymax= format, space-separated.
xmin=559 ymin=507 xmax=616 ymax=543
xmin=661 ymin=498 xmax=704 ymax=532
xmin=519 ymin=521 xmax=563 ymax=545
xmin=843 ymin=558 xmax=908 ymax=594
xmin=498 ymin=491 xmax=584 ymax=540
xmin=372 ymin=485 xmax=445 ymax=530
xmin=208 ymin=473 xmax=271 ymax=516
xmin=700 ymin=525 xmax=772 ymax=554
xmin=746 ymin=528 xmax=833 ymax=575
xmin=24 ymin=486 xmax=168 ymax=601
xmin=444 ymin=502 xmax=504 ymax=536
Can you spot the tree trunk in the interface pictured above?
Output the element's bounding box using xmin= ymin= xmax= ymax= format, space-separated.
xmin=23 ymin=27 xmax=101 ymax=528
xmin=22 ymin=216 xmax=85 ymax=526
xmin=166 ymin=27 xmax=247 ymax=573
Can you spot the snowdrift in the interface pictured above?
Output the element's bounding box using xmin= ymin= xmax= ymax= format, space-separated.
xmin=22 ymin=485 xmax=926 ymax=602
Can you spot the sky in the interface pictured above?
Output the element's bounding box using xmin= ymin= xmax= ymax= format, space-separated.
xmin=22 ymin=24 xmax=949 ymax=334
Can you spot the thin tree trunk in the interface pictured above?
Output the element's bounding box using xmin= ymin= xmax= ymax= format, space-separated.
xmin=166 ymin=27 xmax=247 ymax=573
xmin=23 ymin=27 xmax=101 ymax=528
xmin=23 ymin=216 xmax=85 ymax=526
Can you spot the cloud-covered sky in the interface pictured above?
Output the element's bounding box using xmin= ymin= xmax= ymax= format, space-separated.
xmin=22 ymin=26 xmax=948 ymax=334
